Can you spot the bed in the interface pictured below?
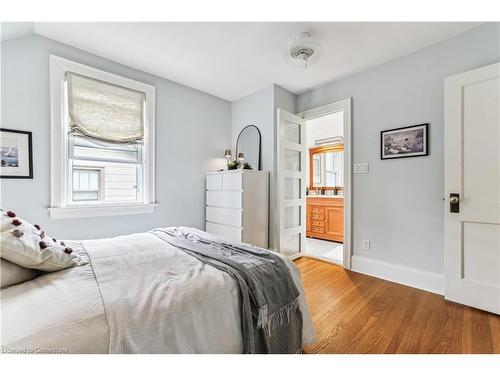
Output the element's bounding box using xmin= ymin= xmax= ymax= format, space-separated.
xmin=1 ymin=226 xmax=315 ymax=354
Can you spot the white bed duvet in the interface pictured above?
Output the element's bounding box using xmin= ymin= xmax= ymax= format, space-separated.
xmin=1 ymin=228 xmax=315 ymax=354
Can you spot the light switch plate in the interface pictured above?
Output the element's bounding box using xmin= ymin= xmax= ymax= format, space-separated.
xmin=354 ymin=162 xmax=369 ymax=174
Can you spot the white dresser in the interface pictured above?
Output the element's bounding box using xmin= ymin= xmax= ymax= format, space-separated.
xmin=205 ymin=170 xmax=269 ymax=248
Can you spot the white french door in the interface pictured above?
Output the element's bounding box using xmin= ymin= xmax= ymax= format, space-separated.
xmin=276 ymin=109 xmax=307 ymax=256
xmin=444 ymin=62 xmax=500 ymax=315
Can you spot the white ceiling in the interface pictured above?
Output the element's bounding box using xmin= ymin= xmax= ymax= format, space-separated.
xmin=2 ymin=22 xmax=481 ymax=101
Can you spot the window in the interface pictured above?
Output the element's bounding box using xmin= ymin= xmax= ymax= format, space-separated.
xmin=68 ymin=137 xmax=143 ymax=204
xmin=49 ymin=56 xmax=156 ymax=219
xmin=72 ymin=168 xmax=102 ymax=202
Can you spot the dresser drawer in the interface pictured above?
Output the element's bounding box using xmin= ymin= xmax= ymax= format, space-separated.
xmin=222 ymin=173 xmax=242 ymax=190
xmin=206 ymin=206 xmax=242 ymax=227
xmin=310 ymin=212 xmax=325 ymax=220
xmin=206 ymin=190 xmax=242 ymax=208
xmin=206 ymin=174 xmax=223 ymax=190
xmin=312 ymin=220 xmax=324 ymax=227
xmin=206 ymin=222 xmax=242 ymax=243
xmin=311 ymin=206 xmax=325 ymax=214
xmin=311 ymin=225 xmax=325 ymax=234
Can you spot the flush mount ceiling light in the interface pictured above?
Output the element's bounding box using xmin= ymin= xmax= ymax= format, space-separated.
xmin=289 ymin=32 xmax=321 ymax=68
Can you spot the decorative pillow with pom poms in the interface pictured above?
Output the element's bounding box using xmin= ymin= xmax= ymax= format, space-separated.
xmin=0 ymin=209 xmax=87 ymax=272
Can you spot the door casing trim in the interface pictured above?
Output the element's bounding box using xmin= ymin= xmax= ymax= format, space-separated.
xmin=295 ymin=98 xmax=353 ymax=269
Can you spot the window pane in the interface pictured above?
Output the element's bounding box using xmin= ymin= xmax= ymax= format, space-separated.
xmin=72 ymin=168 xmax=101 ymax=202
xmin=72 ymin=160 xmax=139 ymax=203
xmin=325 ymin=153 xmax=334 ymax=172
xmin=70 ymin=137 xmax=141 ymax=164
xmin=89 ymin=171 xmax=99 ymax=190
xmin=284 ymin=206 xmax=301 ymax=229
xmin=79 ymin=172 xmax=89 ymax=190
xmin=73 ymin=191 xmax=99 ymax=201
xmin=284 ymin=120 xmax=301 ymax=144
xmin=103 ymin=164 xmax=138 ymax=201
xmin=284 ymin=149 xmax=301 ymax=172
xmin=284 ymin=178 xmax=301 ymax=200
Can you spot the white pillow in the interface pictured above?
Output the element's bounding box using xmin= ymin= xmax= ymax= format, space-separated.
xmin=0 ymin=210 xmax=87 ymax=271
xmin=0 ymin=258 xmax=39 ymax=288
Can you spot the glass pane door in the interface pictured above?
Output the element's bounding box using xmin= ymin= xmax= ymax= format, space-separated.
xmin=277 ymin=109 xmax=306 ymax=257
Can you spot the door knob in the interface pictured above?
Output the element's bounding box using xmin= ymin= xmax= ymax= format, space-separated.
xmin=450 ymin=193 xmax=459 ymax=213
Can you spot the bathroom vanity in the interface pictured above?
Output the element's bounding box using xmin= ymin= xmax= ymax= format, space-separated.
xmin=306 ymin=196 xmax=344 ymax=242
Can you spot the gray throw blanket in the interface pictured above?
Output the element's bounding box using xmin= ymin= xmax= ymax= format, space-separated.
xmin=152 ymin=227 xmax=303 ymax=354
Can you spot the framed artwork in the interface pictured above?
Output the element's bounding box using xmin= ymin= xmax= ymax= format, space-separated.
xmin=0 ymin=128 xmax=33 ymax=178
xmin=381 ymin=123 xmax=429 ymax=160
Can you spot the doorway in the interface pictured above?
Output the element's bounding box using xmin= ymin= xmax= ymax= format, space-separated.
xmin=304 ymin=113 xmax=345 ymax=265
xmin=276 ymin=98 xmax=352 ymax=269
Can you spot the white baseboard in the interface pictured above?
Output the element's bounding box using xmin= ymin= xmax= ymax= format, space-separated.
xmin=351 ymin=255 xmax=444 ymax=295
xmin=287 ymin=253 xmax=303 ymax=261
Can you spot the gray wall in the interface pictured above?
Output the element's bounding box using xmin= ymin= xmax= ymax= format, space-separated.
xmin=1 ymin=34 xmax=231 ymax=240
xmin=231 ymin=84 xmax=295 ymax=248
xmin=231 ymin=85 xmax=274 ymax=174
xmin=297 ymin=23 xmax=500 ymax=274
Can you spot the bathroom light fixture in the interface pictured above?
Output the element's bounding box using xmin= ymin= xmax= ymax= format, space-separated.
xmin=315 ymin=136 xmax=344 ymax=146
xmin=289 ymin=32 xmax=321 ymax=68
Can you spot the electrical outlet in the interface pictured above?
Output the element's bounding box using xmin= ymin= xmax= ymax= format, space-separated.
xmin=362 ymin=239 xmax=370 ymax=251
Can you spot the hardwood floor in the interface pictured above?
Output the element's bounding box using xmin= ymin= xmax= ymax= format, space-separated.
xmin=295 ymin=257 xmax=500 ymax=354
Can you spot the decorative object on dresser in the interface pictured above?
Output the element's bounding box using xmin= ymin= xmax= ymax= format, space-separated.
xmin=235 ymin=125 xmax=262 ymax=170
xmin=224 ymin=149 xmax=232 ymax=166
xmin=205 ymin=170 xmax=269 ymax=248
xmin=306 ymin=196 xmax=344 ymax=243
xmin=381 ymin=123 xmax=429 ymax=159
xmin=227 ymin=159 xmax=252 ymax=170
xmin=0 ymin=128 xmax=33 ymax=179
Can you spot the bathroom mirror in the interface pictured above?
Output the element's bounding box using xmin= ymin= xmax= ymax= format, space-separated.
xmin=236 ymin=125 xmax=261 ymax=170
xmin=309 ymin=144 xmax=344 ymax=189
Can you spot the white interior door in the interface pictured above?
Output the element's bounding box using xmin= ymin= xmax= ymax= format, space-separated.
xmin=277 ymin=109 xmax=307 ymax=256
xmin=444 ymin=62 xmax=500 ymax=315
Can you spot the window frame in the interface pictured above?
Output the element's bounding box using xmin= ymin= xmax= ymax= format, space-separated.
xmin=49 ymin=55 xmax=156 ymax=219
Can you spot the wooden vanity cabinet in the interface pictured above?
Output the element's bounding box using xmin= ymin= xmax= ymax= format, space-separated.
xmin=306 ymin=197 xmax=344 ymax=242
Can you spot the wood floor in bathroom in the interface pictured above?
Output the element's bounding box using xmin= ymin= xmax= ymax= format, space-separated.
xmin=295 ymin=257 xmax=500 ymax=354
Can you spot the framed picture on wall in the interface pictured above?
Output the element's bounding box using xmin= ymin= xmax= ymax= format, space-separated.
xmin=0 ymin=128 xmax=33 ymax=178
xmin=381 ymin=123 xmax=429 ymax=160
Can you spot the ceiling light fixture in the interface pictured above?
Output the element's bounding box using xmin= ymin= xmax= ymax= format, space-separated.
xmin=289 ymin=32 xmax=321 ymax=68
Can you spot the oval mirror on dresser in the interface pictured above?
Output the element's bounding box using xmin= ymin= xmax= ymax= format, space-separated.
xmin=236 ymin=125 xmax=261 ymax=170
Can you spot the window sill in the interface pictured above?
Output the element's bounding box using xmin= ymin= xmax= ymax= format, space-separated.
xmin=48 ymin=203 xmax=157 ymax=220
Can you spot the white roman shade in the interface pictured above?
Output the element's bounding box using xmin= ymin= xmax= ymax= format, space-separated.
xmin=66 ymin=72 xmax=146 ymax=143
